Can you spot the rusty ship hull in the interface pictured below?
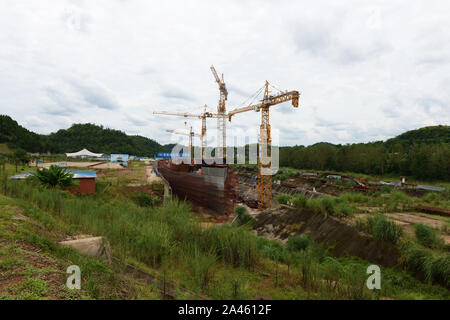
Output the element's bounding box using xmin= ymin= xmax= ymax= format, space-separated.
xmin=156 ymin=160 xmax=236 ymax=214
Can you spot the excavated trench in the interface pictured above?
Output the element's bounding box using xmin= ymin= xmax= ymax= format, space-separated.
xmin=253 ymin=206 xmax=401 ymax=268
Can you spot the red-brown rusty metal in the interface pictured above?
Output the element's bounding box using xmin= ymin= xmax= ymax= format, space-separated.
xmin=157 ymin=160 xmax=236 ymax=215
xmin=415 ymin=205 xmax=450 ymax=217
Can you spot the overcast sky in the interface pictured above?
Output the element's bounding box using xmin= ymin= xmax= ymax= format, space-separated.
xmin=0 ymin=0 xmax=449 ymax=147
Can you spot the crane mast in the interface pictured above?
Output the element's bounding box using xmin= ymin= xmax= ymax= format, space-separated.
xmin=166 ymin=126 xmax=201 ymax=160
xmin=210 ymin=65 xmax=228 ymax=161
xmin=154 ymin=67 xmax=300 ymax=209
xmin=228 ymin=81 xmax=300 ymax=208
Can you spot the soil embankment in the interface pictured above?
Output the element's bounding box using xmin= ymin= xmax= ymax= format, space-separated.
xmin=253 ymin=206 xmax=400 ymax=267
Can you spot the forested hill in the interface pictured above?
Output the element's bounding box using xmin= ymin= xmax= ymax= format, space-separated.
xmin=385 ymin=125 xmax=450 ymax=150
xmin=1 ymin=114 xmax=449 ymax=179
xmin=0 ymin=116 xmax=172 ymax=156
xmin=48 ymin=123 xmax=170 ymax=156
xmin=280 ymin=125 xmax=449 ymax=180
xmin=0 ymin=115 xmax=57 ymax=153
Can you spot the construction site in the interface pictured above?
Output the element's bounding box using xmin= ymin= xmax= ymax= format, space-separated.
xmin=151 ymin=66 xmax=449 ymax=271
xmin=1 ymin=0 xmax=450 ymax=308
xmin=153 ymin=65 xmax=300 ymax=214
xmin=1 ymin=64 xmax=448 ymax=302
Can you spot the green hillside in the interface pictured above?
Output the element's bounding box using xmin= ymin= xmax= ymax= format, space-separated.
xmin=279 ymin=126 xmax=450 ymax=180
xmin=0 ymin=115 xmax=57 ymax=153
xmin=385 ymin=125 xmax=450 ymax=150
xmin=48 ymin=123 xmax=173 ymax=157
xmin=0 ymin=115 xmax=172 ymax=157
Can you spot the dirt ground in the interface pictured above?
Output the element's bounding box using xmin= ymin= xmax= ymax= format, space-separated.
xmin=145 ymin=166 xmax=162 ymax=184
xmin=90 ymin=162 xmax=124 ymax=169
xmin=38 ymin=161 xmax=123 ymax=169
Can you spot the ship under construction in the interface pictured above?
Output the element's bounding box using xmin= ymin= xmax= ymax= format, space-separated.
xmin=154 ymin=66 xmax=300 ymax=214
xmin=157 ymin=159 xmax=237 ymax=214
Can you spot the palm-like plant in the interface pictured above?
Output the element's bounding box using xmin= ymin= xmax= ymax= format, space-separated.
xmin=33 ymin=165 xmax=75 ymax=188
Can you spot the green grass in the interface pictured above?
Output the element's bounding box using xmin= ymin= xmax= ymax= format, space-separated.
xmin=401 ymin=244 xmax=450 ymax=288
xmin=0 ymin=196 xmax=161 ymax=300
xmin=130 ymin=192 xmax=160 ymax=207
xmin=292 ymin=194 xmax=307 ymax=208
xmin=357 ymin=214 xmax=403 ymax=244
xmin=276 ymin=194 xmax=290 ymax=205
xmin=414 ymin=223 xmax=443 ymax=248
xmin=1 ymin=162 xmax=449 ymax=299
xmin=234 ymin=205 xmax=254 ymax=226
xmin=286 ymin=236 xmax=313 ymax=252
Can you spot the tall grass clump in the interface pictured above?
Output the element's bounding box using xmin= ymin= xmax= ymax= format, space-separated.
xmin=183 ymin=243 xmax=217 ymax=292
xmin=364 ymin=214 xmax=403 ymax=244
xmin=385 ymin=191 xmax=413 ymax=212
xmin=234 ymin=205 xmax=254 ymax=226
xmin=292 ymin=194 xmax=307 ymax=208
xmin=320 ymin=197 xmax=335 ymax=215
xmin=256 ymin=237 xmax=287 ymax=263
xmin=414 ymin=223 xmax=442 ymax=248
xmin=276 ymin=194 xmax=290 ymax=205
xmin=422 ymin=192 xmax=440 ymax=204
xmin=292 ymin=248 xmax=321 ymax=291
xmin=286 ymin=236 xmax=312 ymax=252
xmin=334 ymin=202 xmax=353 ymax=217
xmin=401 ymin=245 xmax=449 ymax=288
xmin=305 ymin=198 xmax=323 ymax=214
xmin=428 ymin=255 xmax=450 ymax=288
xmin=131 ymin=192 xmax=160 ymax=207
xmin=134 ymin=221 xmax=172 ymax=266
xmin=201 ymin=225 xmax=259 ymax=269
xmin=341 ymin=192 xmax=369 ymax=204
xmin=402 ymin=245 xmax=433 ymax=276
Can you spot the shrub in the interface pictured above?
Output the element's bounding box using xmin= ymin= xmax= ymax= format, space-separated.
xmin=201 ymin=225 xmax=259 ymax=268
xmin=422 ymin=192 xmax=439 ymax=203
xmin=234 ymin=205 xmax=247 ymax=216
xmin=184 ymin=244 xmax=217 ymax=292
xmin=401 ymin=245 xmax=450 ymax=288
xmin=414 ymin=223 xmax=440 ymax=248
xmin=276 ymin=194 xmax=290 ymax=205
xmin=151 ymin=181 xmax=164 ymax=194
xmin=305 ymin=198 xmax=323 ymax=214
xmin=403 ymin=245 xmax=433 ymax=275
xmin=286 ymin=236 xmax=312 ymax=252
xmin=366 ymin=214 xmax=402 ymax=244
xmin=320 ymin=197 xmax=335 ymax=215
xmin=95 ymin=180 xmax=112 ymax=194
xmin=345 ymin=180 xmax=356 ymax=187
xmin=234 ymin=205 xmax=253 ymax=226
xmin=428 ymin=255 xmax=450 ymax=288
xmin=334 ymin=202 xmax=353 ymax=217
xmin=390 ymin=190 xmax=410 ymax=202
xmin=131 ymin=192 xmax=160 ymax=207
xmin=292 ymin=194 xmax=307 ymax=208
xmin=341 ymin=192 xmax=369 ymax=204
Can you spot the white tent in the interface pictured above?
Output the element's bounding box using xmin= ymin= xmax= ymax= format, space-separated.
xmin=66 ymin=148 xmax=103 ymax=158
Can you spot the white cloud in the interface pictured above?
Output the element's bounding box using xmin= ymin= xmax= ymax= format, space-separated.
xmin=0 ymin=0 xmax=449 ymax=147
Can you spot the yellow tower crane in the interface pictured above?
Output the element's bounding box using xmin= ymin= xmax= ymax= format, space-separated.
xmin=166 ymin=126 xmax=202 ymax=160
xmin=153 ymin=107 xmax=223 ymax=160
xmin=210 ymin=65 xmax=228 ymax=161
xmin=228 ymin=81 xmax=300 ymax=208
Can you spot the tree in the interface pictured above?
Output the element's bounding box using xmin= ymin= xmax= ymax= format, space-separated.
xmin=11 ymin=149 xmax=30 ymax=172
xmin=33 ymin=165 xmax=74 ymax=188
